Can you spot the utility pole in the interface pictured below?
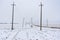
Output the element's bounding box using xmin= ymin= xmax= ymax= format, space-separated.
xmin=31 ymin=18 xmax=33 ymax=28
xmin=47 ymin=19 xmax=48 ymax=27
xmin=39 ymin=2 xmax=43 ymax=30
xmin=11 ymin=2 xmax=16 ymax=30
xmin=22 ymin=18 xmax=25 ymax=28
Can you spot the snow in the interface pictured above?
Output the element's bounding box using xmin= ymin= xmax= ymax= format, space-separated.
xmin=0 ymin=25 xmax=60 ymax=40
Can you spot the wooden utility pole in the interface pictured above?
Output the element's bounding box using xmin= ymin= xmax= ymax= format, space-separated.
xmin=31 ymin=18 xmax=33 ymax=28
xmin=11 ymin=2 xmax=16 ymax=30
xmin=22 ymin=18 xmax=25 ymax=28
xmin=47 ymin=19 xmax=48 ymax=27
xmin=40 ymin=2 xmax=43 ymax=30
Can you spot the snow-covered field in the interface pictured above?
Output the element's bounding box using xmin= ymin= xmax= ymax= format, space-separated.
xmin=0 ymin=25 xmax=60 ymax=40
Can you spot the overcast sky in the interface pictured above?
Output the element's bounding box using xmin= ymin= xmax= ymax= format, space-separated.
xmin=0 ymin=0 xmax=60 ymax=25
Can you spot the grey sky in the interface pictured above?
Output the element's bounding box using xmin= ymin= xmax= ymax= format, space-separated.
xmin=0 ymin=0 xmax=60 ymax=25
